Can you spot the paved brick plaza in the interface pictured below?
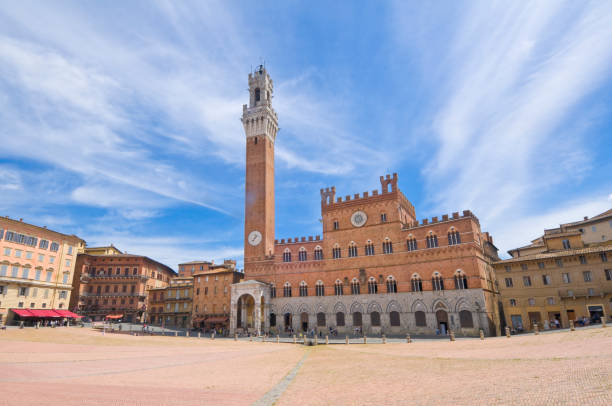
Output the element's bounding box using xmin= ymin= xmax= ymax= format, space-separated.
xmin=0 ymin=327 xmax=610 ymax=405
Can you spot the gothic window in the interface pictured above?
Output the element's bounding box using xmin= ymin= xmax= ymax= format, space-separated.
xmin=415 ymin=311 xmax=427 ymax=327
xmin=270 ymin=285 xmax=276 ymax=298
xmin=380 ymin=213 xmax=387 ymax=222
xmin=334 ymin=280 xmax=343 ymax=296
xmin=411 ymin=274 xmax=423 ymax=292
xmin=255 ymin=88 xmax=261 ymax=102
xmin=459 ymin=310 xmax=474 ymax=328
xmin=314 ymin=246 xmax=323 ymax=260
xmin=390 ymin=311 xmax=400 ymax=326
xmin=332 ymin=245 xmax=341 ymax=259
xmin=432 ymin=273 xmax=444 ymax=291
xmin=386 ymin=276 xmax=397 ymax=293
xmin=298 ymin=247 xmax=307 ymax=262
xmin=367 ymin=277 xmax=378 ymax=294
xmin=283 ymin=282 xmax=292 ymax=297
xmin=365 ymin=240 xmax=375 ymax=256
xmin=336 ymin=312 xmax=345 ymax=326
xmin=382 ymin=238 xmax=393 ymax=254
xmin=448 ymin=229 xmax=461 ymax=245
xmin=333 ymin=220 xmax=339 ymax=230
xmin=317 ymin=312 xmax=326 ymax=327
xmin=406 ymin=237 xmax=417 ymax=251
xmin=348 ymin=242 xmax=358 ymax=257
xmin=351 ymin=278 xmax=360 ymax=295
xmin=454 ymin=271 xmax=468 ymax=289
xmin=370 ymin=311 xmax=381 ymax=326
xmin=299 ymin=281 xmax=308 ymax=297
xmin=315 ymin=280 xmax=325 ymax=296
xmin=283 ymin=249 xmax=292 ymax=263
xmin=426 ymin=233 xmax=439 ymax=248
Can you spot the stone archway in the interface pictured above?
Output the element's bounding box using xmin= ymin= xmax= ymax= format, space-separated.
xmin=300 ymin=312 xmax=309 ymax=332
xmin=236 ymin=294 xmax=256 ymax=330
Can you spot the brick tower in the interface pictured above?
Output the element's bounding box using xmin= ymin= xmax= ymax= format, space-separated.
xmin=242 ymin=65 xmax=278 ymax=266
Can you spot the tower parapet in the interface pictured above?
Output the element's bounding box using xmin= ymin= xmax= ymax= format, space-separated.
xmin=242 ymin=65 xmax=278 ymax=144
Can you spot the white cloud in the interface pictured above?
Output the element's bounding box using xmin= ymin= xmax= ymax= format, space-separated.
xmin=491 ymin=194 xmax=611 ymax=258
xmin=391 ymin=1 xmax=612 ymax=226
xmin=85 ymin=233 xmax=244 ymax=270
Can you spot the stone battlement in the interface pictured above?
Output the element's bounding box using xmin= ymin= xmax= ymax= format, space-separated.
xmin=275 ymin=235 xmax=322 ymax=245
xmin=321 ymin=173 xmax=404 ymax=205
xmin=403 ymin=210 xmax=479 ymax=229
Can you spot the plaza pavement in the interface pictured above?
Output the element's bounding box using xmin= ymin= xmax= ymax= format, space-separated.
xmin=0 ymin=326 xmax=610 ymax=405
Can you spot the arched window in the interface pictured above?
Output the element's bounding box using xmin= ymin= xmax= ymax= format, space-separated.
xmin=426 ymin=233 xmax=439 ymax=248
xmin=390 ymin=311 xmax=400 ymax=326
xmin=415 ymin=311 xmax=427 ymax=327
xmin=364 ymin=240 xmax=375 ymax=256
xmin=386 ymin=276 xmax=397 ymax=293
xmin=336 ymin=312 xmax=345 ymax=326
xmin=299 ymin=281 xmax=308 ymax=297
xmin=298 ymin=247 xmax=307 ymax=262
xmin=283 ymin=282 xmax=292 ymax=297
xmin=270 ymin=285 xmax=276 ymax=298
xmin=432 ymin=272 xmax=445 ymax=291
xmin=315 ymin=280 xmax=325 ymax=296
xmin=380 ymin=213 xmax=387 ymax=222
xmin=367 ymin=277 xmax=378 ymax=294
xmin=448 ymin=228 xmax=461 ymax=245
xmin=411 ymin=274 xmax=423 ymax=292
xmin=334 ymin=279 xmax=343 ymax=296
xmin=332 ymin=244 xmax=341 ymax=259
xmin=454 ymin=270 xmax=468 ymax=289
xmin=351 ymin=278 xmax=360 ymax=295
xmin=459 ymin=310 xmax=473 ymax=328
xmin=353 ymin=312 xmax=362 ymax=326
xmin=254 ymin=88 xmax=261 ymax=102
xmin=406 ymin=237 xmax=417 ymax=251
xmin=317 ymin=312 xmax=326 ymax=327
xmin=382 ymin=238 xmax=393 ymax=254
xmin=314 ymin=246 xmax=323 ymax=260
xmin=283 ymin=248 xmax=292 ymax=262
xmin=370 ymin=311 xmax=381 ymax=326
xmin=348 ymin=242 xmax=358 ymax=257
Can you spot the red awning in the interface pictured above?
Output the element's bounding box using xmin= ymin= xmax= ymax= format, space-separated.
xmin=12 ymin=309 xmax=35 ymax=318
xmin=54 ymin=310 xmax=82 ymax=318
xmin=205 ymin=316 xmax=229 ymax=323
xmin=28 ymin=309 xmax=52 ymax=318
xmin=105 ymin=314 xmax=123 ymax=319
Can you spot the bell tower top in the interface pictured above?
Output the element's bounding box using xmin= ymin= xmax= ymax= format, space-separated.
xmin=242 ymin=65 xmax=278 ymax=143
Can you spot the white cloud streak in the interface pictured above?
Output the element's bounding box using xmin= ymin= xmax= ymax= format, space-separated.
xmin=393 ymin=1 xmax=612 ymax=254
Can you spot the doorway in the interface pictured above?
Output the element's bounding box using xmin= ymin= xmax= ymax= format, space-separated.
xmin=436 ymin=310 xmax=448 ymax=335
xmin=284 ymin=313 xmax=292 ymax=332
xmin=301 ymin=312 xmax=308 ymax=332
xmin=588 ymin=306 xmax=604 ymax=323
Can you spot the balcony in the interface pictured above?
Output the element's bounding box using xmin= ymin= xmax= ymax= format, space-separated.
xmin=558 ymin=288 xmax=612 ymax=299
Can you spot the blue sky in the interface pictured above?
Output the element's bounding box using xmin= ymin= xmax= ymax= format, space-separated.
xmin=1 ymin=1 xmax=611 ymax=268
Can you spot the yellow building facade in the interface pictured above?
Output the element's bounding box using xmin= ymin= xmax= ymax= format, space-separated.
xmin=0 ymin=217 xmax=85 ymax=325
xmin=494 ymin=209 xmax=612 ymax=331
xmin=146 ymin=277 xmax=193 ymax=328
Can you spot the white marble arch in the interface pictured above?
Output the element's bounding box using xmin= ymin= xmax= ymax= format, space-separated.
xmin=386 ymin=300 xmax=402 ymax=313
xmin=333 ymin=302 xmax=347 ymax=314
xmin=367 ymin=301 xmax=383 ymax=314
xmin=349 ymin=301 xmax=364 ymax=314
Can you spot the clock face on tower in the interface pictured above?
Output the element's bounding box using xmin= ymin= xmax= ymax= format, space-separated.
xmin=350 ymin=211 xmax=368 ymax=227
xmin=248 ymin=230 xmax=263 ymax=246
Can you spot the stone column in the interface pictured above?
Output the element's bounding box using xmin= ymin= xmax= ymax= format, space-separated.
xmin=254 ymin=296 xmax=262 ymax=336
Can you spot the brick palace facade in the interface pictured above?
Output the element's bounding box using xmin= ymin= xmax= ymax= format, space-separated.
xmin=231 ymin=66 xmax=502 ymax=337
